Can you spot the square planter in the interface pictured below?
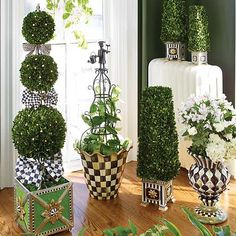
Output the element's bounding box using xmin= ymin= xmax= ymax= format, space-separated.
xmin=191 ymin=52 xmax=208 ymax=65
xmin=142 ymin=179 xmax=175 ymax=211
xmin=165 ymin=42 xmax=185 ymax=61
xmin=14 ymin=178 xmax=73 ymax=235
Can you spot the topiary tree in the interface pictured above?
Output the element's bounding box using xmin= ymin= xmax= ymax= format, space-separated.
xmin=12 ymin=5 xmax=66 ymax=189
xmin=160 ymin=0 xmax=187 ymax=43
xmin=188 ymin=5 xmax=210 ymax=52
xmin=137 ymin=86 xmax=180 ymax=182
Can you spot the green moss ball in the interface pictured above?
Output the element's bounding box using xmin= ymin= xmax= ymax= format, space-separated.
xmin=20 ymin=55 xmax=58 ymax=92
xmin=12 ymin=106 xmax=66 ymax=159
xmin=22 ymin=11 xmax=55 ymax=44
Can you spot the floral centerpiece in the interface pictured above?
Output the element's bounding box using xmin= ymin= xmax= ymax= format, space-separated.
xmin=179 ymin=94 xmax=236 ymax=162
xmin=178 ymin=94 xmax=235 ymax=224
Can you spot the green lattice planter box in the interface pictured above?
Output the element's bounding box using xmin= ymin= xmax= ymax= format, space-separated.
xmin=14 ymin=178 xmax=73 ymax=235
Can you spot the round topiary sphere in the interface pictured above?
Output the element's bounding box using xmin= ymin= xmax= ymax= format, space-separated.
xmin=12 ymin=106 xmax=66 ymax=159
xmin=22 ymin=11 xmax=55 ymax=44
xmin=20 ymin=55 xmax=58 ymax=92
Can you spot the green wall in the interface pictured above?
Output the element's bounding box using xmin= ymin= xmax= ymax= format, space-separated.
xmin=138 ymin=0 xmax=235 ymax=104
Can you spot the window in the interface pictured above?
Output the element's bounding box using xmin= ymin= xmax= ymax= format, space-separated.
xmin=24 ymin=0 xmax=104 ymax=171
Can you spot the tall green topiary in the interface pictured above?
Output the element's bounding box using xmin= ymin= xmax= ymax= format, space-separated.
xmin=137 ymin=86 xmax=180 ymax=181
xmin=12 ymin=6 xmax=66 ymax=189
xmin=188 ymin=5 xmax=210 ymax=52
xmin=160 ymin=0 xmax=187 ymax=43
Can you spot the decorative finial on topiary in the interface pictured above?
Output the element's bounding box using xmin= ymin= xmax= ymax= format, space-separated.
xmin=36 ymin=3 xmax=40 ymax=12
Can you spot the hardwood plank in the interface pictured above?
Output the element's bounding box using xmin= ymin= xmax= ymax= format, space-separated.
xmin=0 ymin=161 xmax=235 ymax=235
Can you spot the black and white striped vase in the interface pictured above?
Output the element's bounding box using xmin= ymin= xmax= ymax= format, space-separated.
xmin=188 ymin=149 xmax=230 ymax=224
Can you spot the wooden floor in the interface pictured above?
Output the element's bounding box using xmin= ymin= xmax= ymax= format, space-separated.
xmin=0 ymin=161 xmax=236 ymax=235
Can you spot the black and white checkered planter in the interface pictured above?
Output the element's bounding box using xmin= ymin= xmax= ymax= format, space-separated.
xmin=188 ymin=150 xmax=230 ymax=224
xmin=165 ymin=42 xmax=185 ymax=61
xmin=142 ymin=179 xmax=175 ymax=211
xmin=80 ymin=149 xmax=130 ymax=200
xmin=191 ymin=51 xmax=208 ymax=65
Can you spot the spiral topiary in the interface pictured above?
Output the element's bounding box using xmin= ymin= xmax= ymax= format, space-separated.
xmin=12 ymin=106 xmax=66 ymax=159
xmin=137 ymin=86 xmax=180 ymax=181
xmin=20 ymin=55 xmax=58 ymax=92
xmin=22 ymin=10 xmax=55 ymax=44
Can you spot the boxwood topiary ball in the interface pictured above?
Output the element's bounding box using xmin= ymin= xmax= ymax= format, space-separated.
xmin=12 ymin=106 xmax=66 ymax=159
xmin=20 ymin=55 xmax=58 ymax=92
xmin=22 ymin=11 xmax=55 ymax=44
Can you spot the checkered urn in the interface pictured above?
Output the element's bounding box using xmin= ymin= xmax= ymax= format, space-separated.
xmin=81 ymin=150 xmax=129 ymax=200
xmin=188 ymin=150 xmax=230 ymax=224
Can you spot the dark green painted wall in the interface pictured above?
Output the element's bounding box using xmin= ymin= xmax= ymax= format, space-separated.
xmin=138 ymin=0 xmax=235 ymax=104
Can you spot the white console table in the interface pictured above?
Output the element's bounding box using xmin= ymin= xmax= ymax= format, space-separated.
xmin=148 ymin=58 xmax=223 ymax=170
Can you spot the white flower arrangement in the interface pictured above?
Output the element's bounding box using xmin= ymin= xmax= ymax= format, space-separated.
xmin=179 ymin=94 xmax=236 ymax=163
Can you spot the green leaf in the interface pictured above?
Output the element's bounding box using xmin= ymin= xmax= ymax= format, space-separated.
xmin=65 ymin=0 xmax=75 ymax=12
xmin=63 ymin=12 xmax=70 ymax=20
xmin=90 ymin=103 xmax=97 ymax=113
xmin=78 ymin=226 xmax=87 ymax=236
xmin=91 ymin=116 xmax=104 ymax=126
xmin=101 ymin=144 xmax=113 ymax=155
xmin=160 ymin=219 xmax=182 ymax=236
xmin=65 ymin=21 xmax=72 ymax=28
xmin=182 ymin=208 xmax=212 ymax=236
xmin=213 ymin=225 xmax=231 ymax=236
xmin=107 ymin=114 xmax=120 ymax=122
xmin=103 ymin=229 xmax=114 ymax=236
xmin=81 ymin=114 xmax=91 ymax=126
xmin=128 ymin=220 xmax=137 ymax=235
xmin=107 ymin=139 xmax=120 ymax=147
xmin=106 ymin=126 xmax=118 ymax=135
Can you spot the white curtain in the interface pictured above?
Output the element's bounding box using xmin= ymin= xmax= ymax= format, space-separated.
xmin=104 ymin=0 xmax=138 ymax=161
xmin=0 ymin=0 xmax=23 ymax=188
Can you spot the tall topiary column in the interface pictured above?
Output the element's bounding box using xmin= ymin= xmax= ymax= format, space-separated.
xmin=188 ymin=5 xmax=210 ymax=64
xmin=160 ymin=0 xmax=187 ymax=60
xmin=137 ymin=86 xmax=180 ymax=211
xmin=12 ymin=5 xmax=73 ymax=234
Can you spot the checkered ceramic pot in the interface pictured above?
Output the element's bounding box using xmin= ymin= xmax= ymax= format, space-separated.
xmin=80 ymin=149 xmax=129 ymax=200
xmin=188 ymin=150 xmax=230 ymax=224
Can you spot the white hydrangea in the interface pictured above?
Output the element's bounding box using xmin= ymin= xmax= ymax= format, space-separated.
xmin=225 ymin=139 xmax=236 ymax=161
xmin=213 ymin=122 xmax=225 ymax=132
xmin=188 ymin=127 xmax=197 ymax=136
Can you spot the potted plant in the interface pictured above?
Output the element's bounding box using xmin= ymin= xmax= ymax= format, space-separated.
xmin=12 ymin=5 xmax=73 ymax=235
xmin=74 ymin=41 xmax=132 ymax=200
xmin=160 ymin=0 xmax=187 ymax=60
xmin=188 ymin=5 xmax=210 ymax=64
xmin=179 ymin=94 xmax=236 ymax=224
xmin=137 ymin=86 xmax=180 ymax=211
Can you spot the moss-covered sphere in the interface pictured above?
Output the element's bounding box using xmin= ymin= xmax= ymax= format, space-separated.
xmin=20 ymin=55 xmax=58 ymax=92
xmin=12 ymin=106 xmax=66 ymax=159
xmin=22 ymin=11 xmax=55 ymax=44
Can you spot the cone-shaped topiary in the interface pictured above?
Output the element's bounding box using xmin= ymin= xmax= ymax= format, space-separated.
xmin=188 ymin=5 xmax=210 ymax=52
xmin=22 ymin=10 xmax=55 ymax=44
xmin=160 ymin=0 xmax=187 ymax=43
xmin=20 ymin=55 xmax=58 ymax=92
xmin=137 ymin=86 xmax=180 ymax=181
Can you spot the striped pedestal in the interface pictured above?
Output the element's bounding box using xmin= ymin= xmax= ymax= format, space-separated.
xmin=142 ymin=179 xmax=174 ymax=211
xmin=165 ymin=42 xmax=185 ymax=61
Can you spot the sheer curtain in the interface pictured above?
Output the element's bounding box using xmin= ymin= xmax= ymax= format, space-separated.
xmin=104 ymin=0 xmax=138 ymax=161
xmin=0 ymin=0 xmax=23 ymax=189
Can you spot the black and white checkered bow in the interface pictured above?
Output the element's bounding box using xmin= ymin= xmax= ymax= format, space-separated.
xmin=15 ymin=152 xmax=64 ymax=188
xmin=22 ymin=88 xmax=58 ymax=108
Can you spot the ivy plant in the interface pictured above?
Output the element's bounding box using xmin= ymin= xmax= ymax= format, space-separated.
xmin=46 ymin=0 xmax=93 ymax=48
xmin=74 ymin=86 xmax=130 ymax=156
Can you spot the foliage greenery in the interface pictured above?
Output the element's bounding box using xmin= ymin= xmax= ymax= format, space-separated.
xmin=12 ymin=106 xmax=66 ymax=160
xmin=22 ymin=10 xmax=55 ymax=44
xmin=160 ymin=0 xmax=187 ymax=43
xmin=137 ymin=86 xmax=180 ymax=181
xmin=188 ymin=5 xmax=210 ymax=52
xmin=76 ymin=207 xmax=236 ymax=236
xmin=74 ymin=86 xmax=130 ymax=156
xmin=46 ymin=0 xmax=93 ymax=48
xmin=20 ymin=55 xmax=58 ymax=92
